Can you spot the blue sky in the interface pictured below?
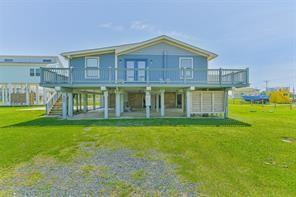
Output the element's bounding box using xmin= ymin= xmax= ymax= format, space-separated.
xmin=0 ymin=0 xmax=295 ymax=90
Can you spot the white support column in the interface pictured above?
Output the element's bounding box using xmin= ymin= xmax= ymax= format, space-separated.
xmin=36 ymin=85 xmax=39 ymax=105
xmin=115 ymin=90 xmax=121 ymax=117
xmin=93 ymin=94 xmax=96 ymax=110
xmin=8 ymin=83 xmax=12 ymax=106
xmin=62 ymin=92 xmax=68 ymax=119
xmin=5 ymin=86 xmax=9 ymax=105
xmin=4 ymin=86 xmax=7 ymax=104
xmin=186 ymin=89 xmax=192 ymax=118
xmin=83 ymin=94 xmax=88 ymax=112
xmin=145 ymin=91 xmax=151 ymax=118
xmin=181 ymin=91 xmax=185 ymax=113
xmin=224 ymin=89 xmax=229 ymax=119
xmin=160 ymin=90 xmax=165 ymax=117
xmin=67 ymin=92 xmax=73 ymax=117
xmin=25 ymin=83 xmax=29 ymax=106
xmin=43 ymin=88 xmax=47 ymax=104
xmin=1 ymin=86 xmax=4 ymax=104
xmin=120 ymin=93 xmax=124 ymax=113
xmin=103 ymin=91 xmax=109 ymax=119
xmin=156 ymin=94 xmax=159 ymax=112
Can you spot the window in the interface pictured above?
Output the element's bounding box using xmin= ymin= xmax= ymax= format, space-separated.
xmin=43 ymin=59 xmax=52 ymax=63
xmin=35 ymin=68 xmax=41 ymax=76
xmin=179 ymin=57 xmax=193 ymax=79
xmin=4 ymin=58 xmax=13 ymax=62
xmin=85 ymin=57 xmax=100 ymax=78
xmin=30 ymin=68 xmax=35 ymax=76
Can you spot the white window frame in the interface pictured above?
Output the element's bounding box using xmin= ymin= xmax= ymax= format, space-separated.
xmin=85 ymin=57 xmax=100 ymax=79
xmin=179 ymin=57 xmax=193 ymax=79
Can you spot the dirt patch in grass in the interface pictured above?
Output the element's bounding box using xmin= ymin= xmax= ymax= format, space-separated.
xmin=0 ymin=143 xmax=198 ymax=196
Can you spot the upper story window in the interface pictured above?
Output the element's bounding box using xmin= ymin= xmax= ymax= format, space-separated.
xmin=179 ymin=57 xmax=193 ymax=79
xmin=43 ymin=59 xmax=52 ymax=63
xmin=29 ymin=68 xmax=41 ymax=77
xmin=85 ymin=57 xmax=100 ymax=78
xmin=4 ymin=58 xmax=13 ymax=62
xmin=30 ymin=68 xmax=35 ymax=76
xmin=35 ymin=68 xmax=41 ymax=76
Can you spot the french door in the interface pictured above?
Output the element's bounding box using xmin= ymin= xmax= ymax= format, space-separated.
xmin=126 ymin=60 xmax=146 ymax=82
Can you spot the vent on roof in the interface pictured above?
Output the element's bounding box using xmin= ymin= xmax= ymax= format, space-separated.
xmin=4 ymin=58 xmax=13 ymax=62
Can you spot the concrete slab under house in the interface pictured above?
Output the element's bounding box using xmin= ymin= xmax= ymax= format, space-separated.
xmin=40 ymin=35 xmax=249 ymax=119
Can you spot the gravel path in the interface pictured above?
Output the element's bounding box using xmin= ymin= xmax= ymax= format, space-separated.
xmin=0 ymin=144 xmax=198 ymax=196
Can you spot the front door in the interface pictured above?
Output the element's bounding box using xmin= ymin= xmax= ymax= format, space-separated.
xmin=125 ymin=60 xmax=146 ymax=82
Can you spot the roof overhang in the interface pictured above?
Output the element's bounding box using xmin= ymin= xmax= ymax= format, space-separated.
xmin=116 ymin=35 xmax=217 ymax=60
xmin=60 ymin=35 xmax=218 ymax=60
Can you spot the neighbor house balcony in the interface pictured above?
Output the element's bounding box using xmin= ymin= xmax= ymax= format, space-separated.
xmin=40 ymin=67 xmax=249 ymax=88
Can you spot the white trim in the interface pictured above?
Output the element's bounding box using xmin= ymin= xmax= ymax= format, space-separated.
xmin=179 ymin=57 xmax=193 ymax=80
xmin=84 ymin=57 xmax=100 ymax=79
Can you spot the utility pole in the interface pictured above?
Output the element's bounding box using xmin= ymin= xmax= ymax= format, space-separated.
xmin=264 ymin=80 xmax=269 ymax=94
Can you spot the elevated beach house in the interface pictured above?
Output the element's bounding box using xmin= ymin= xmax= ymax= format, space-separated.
xmin=0 ymin=55 xmax=61 ymax=106
xmin=40 ymin=35 xmax=249 ymax=119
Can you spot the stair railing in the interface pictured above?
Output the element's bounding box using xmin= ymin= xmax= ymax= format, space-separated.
xmin=45 ymin=91 xmax=61 ymax=115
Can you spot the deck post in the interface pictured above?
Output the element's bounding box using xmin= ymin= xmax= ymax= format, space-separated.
xmin=25 ymin=83 xmax=29 ymax=106
xmin=5 ymin=85 xmax=9 ymax=105
xmin=156 ymin=94 xmax=159 ymax=112
xmin=8 ymin=83 xmax=12 ymax=106
xmin=36 ymin=85 xmax=39 ymax=105
xmin=115 ymin=90 xmax=121 ymax=117
xmin=62 ymin=92 xmax=67 ymax=119
xmin=145 ymin=90 xmax=151 ymax=118
xmin=182 ymin=91 xmax=185 ymax=113
xmin=93 ymin=94 xmax=96 ymax=110
xmin=103 ymin=90 xmax=109 ymax=119
xmin=224 ymin=89 xmax=229 ymax=118
xmin=160 ymin=90 xmax=165 ymax=117
xmin=1 ymin=86 xmax=4 ymax=104
xmin=186 ymin=89 xmax=192 ymax=118
xmin=120 ymin=93 xmax=124 ymax=113
xmin=67 ymin=92 xmax=73 ymax=117
xmin=43 ymin=88 xmax=47 ymax=104
xmin=83 ymin=94 xmax=88 ymax=112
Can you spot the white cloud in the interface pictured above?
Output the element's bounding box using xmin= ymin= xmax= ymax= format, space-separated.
xmin=99 ymin=21 xmax=196 ymax=42
xmin=98 ymin=22 xmax=124 ymax=31
xmin=129 ymin=20 xmax=196 ymax=42
xmin=130 ymin=21 xmax=155 ymax=32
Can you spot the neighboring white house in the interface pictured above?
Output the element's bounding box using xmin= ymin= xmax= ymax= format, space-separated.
xmin=230 ymin=87 xmax=260 ymax=99
xmin=0 ymin=55 xmax=62 ymax=106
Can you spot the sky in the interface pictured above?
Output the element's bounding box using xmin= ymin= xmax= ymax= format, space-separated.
xmin=0 ymin=0 xmax=295 ymax=90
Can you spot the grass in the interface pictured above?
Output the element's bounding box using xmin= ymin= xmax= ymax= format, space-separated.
xmin=0 ymin=104 xmax=295 ymax=196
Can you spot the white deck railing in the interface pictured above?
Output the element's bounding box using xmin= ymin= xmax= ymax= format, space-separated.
xmin=45 ymin=91 xmax=61 ymax=115
xmin=41 ymin=67 xmax=249 ymax=86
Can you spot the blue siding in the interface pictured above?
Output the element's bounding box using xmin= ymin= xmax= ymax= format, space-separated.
xmin=68 ymin=42 xmax=208 ymax=83
xmin=70 ymin=53 xmax=115 ymax=82
xmin=118 ymin=55 xmax=208 ymax=82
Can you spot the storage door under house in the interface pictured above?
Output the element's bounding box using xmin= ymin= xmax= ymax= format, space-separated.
xmin=191 ymin=91 xmax=225 ymax=114
xmin=128 ymin=93 xmax=144 ymax=108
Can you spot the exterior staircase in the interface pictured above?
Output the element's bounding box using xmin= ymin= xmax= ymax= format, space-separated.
xmin=46 ymin=92 xmax=62 ymax=116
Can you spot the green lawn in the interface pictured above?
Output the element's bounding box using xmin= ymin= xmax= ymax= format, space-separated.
xmin=0 ymin=104 xmax=295 ymax=196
